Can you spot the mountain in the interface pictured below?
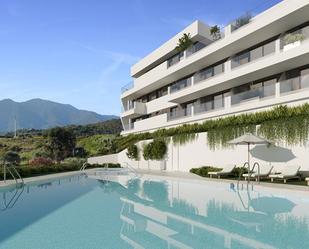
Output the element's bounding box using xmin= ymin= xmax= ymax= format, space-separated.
xmin=0 ymin=98 xmax=118 ymax=133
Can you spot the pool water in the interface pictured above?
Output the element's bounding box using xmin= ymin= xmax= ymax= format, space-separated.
xmin=0 ymin=174 xmax=309 ymax=249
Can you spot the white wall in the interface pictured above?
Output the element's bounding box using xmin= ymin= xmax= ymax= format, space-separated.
xmin=88 ymin=132 xmax=309 ymax=175
xmin=87 ymin=154 xmax=118 ymax=164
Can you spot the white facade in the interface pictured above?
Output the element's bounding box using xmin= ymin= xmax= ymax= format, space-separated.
xmin=121 ymin=0 xmax=309 ymax=134
xmin=107 ymin=0 xmax=309 ymax=173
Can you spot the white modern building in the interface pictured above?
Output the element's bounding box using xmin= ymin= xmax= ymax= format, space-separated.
xmin=92 ymin=0 xmax=309 ymax=172
xmin=120 ymin=0 xmax=309 ymax=135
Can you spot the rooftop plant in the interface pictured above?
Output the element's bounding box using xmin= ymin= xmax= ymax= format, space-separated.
xmin=210 ymin=25 xmax=221 ymax=41
xmin=232 ymin=12 xmax=252 ymax=30
xmin=283 ymin=33 xmax=305 ymax=46
xmin=175 ymin=33 xmax=193 ymax=52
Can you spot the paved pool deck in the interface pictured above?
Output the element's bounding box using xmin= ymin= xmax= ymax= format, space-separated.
xmin=0 ymin=168 xmax=308 ymax=191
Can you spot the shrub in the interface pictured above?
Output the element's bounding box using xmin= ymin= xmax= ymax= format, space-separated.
xmin=284 ymin=33 xmax=305 ymax=45
xmin=190 ymin=166 xmax=222 ymax=177
xmin=3 ymin=151 xmax=21 ymax=166
xmin=29 ymin=157 xmax=54 ymax=167
xmin=143 ymin=140 xmax=167 ymax=160
xmin=126 ymin=144 xmax=139 ymax=160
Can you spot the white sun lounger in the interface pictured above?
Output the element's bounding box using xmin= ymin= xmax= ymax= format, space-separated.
xmin=208 ymin=164 xmax=236 ymax=179
xmin=269 ymin=165 xmax=301 ymax=183
xmin=242 ymin=165 xmax=273 ymax=181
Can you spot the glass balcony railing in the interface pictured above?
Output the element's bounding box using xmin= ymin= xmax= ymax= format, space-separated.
xmin=170 ymin=77 xmax=192 ymax=94
xmin=230 ymin=13 xmax=252 ymax=32
xmin=194 ymin=99 xmax=224 ymax=115
xmin=123 ymin=123 xmax=134 ymax=131
xmin=167 ymin=52 xmax=184 ymax=68
xmin=231 ymin=41 xmax=276 ymax=69
xmin=167 ymin=107 xmax=192 ymax=121
xmin=231 ymin=84 xmax=276 ymax=106
xmin=280 ymin=74 xmax=309 ymax=95
xmin=121 ymin=81 xmax=134 ymax=94
xmin=194 ymin=63 xmax=225 ymax=84
xmin=186 ymin=42 xmax=207 ymax=57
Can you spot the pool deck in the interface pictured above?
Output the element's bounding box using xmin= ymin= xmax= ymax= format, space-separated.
xmin=0 ymin=168 xmax=308 ymax=191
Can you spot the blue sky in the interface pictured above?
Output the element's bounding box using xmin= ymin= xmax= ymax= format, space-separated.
xmin=0 ymin=0 xmax=282 ymax=115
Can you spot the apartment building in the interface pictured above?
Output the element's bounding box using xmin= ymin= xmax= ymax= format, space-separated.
xmin=120 ymin=0 xmax=309 ymax=135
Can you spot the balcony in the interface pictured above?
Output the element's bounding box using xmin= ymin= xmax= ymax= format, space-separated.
xmin=231 ymin=83 xmax=276 ymax=106
xmin=231 ymin=40 xmax=276 ymax=69
xmin=280 ymin=74 xmax=309 ymax=95
xmin=194 ymin=63 xmax=225 ymax=84
xmin=121 ymin=101 xmax=147 ymax=117
xmin=167 ymin=107 xmax=192 ymax=121
xmin=121 ymin=81 xmax=134 ymax=94
xmin=123 ymin=123 xmax=134 ymax=131
xmin=194 ymin=99 xmax=224 ymax=115
xmin=167 ymin=52 xmax=184 ymax=68
xmin=230 ymin=13 xmax=252 ymax=32
xmin=170 ymin=77 xmax=192 ymax=94
xmin=281 ymin=25 xmax=309 ymax=52
xmin=186 ymin=42 xmax=208 ymax=57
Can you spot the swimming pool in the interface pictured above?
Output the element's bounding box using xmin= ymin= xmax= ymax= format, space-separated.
xmin=0 ymin=173 xmax=308 ymax=249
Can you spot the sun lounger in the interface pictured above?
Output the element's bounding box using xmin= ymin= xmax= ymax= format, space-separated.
xmin=243 ymin=165 xmax=273 ymax=181
xmin=269 ymin=165 xmax=301 ymax=183
xmin=208 ymin=164 xmax=236 ymax=179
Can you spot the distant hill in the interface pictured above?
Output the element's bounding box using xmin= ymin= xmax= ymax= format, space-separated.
xmin=0 ymin=98 xmax=118 ymax=133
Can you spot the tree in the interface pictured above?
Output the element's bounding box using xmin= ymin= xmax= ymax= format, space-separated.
xmin=210 ymin=25 xmax=221 ymax=40
xmin=47 ymin=127 xmax=76 ymax=162
xmin=3 ymin=151 xmax=21 ymax=166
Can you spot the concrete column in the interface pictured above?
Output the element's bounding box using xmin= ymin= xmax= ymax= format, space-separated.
xmin=224 ymin=24 xmax=232 ymax=37
xmin=275 ymin=81 xmax=281 ymax=98
xmin=275 ymin=38 xmax=281 ymax=53
xmin=224 ymin=92 xmax=232 ymax=109
xmin=225 ymin=60 xmax=232 ymax=73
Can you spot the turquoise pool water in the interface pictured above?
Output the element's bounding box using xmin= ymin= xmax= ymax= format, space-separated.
xmin=0 ymin=174 xmax=309 ymax=249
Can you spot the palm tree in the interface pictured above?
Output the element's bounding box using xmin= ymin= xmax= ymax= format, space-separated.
xmin=175 ymin=33 xmax=193 ymax=52
xmin=210 ymin=25 xmax=221 ymax=40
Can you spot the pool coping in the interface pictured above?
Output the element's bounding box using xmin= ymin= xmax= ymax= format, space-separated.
xmin=135 ymin=169 xmax=309 ymax=192
xmin=0 ymin=168 xmax=99 ymax=189
xmin=0 ymin=168 xmax=308 ymax=191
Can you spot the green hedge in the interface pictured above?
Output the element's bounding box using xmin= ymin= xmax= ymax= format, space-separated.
xmin=143 ymin=140 xmax=167 ymax=160
xmin=0 ymin=163 xmax=121 ymax=180
xmin=190 ymin=166 xmax=248 ymax=178
xmin=126 ymin=144 xmax=139 ymax=160
xmin=115 ymin=104 xmax=309 ymax=150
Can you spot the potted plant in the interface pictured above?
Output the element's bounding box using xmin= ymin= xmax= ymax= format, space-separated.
xmin=175 ymin=33 xmax=193 ymax=52
xmin=210 ymin=25 xmax=221 ymax=41
xmin=232 ymin=12 xmax=252 ymax=31
xmin=283 ymin=33 xmax=305 ymax=51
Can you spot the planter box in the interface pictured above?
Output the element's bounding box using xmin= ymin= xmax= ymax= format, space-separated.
xmin=283 ymin=41 xmax=301 ymax=51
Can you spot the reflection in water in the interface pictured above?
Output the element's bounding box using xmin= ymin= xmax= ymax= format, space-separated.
xmin=1 ymin=184 xmax=24 ymax=211
xmin=111 ymin=179 xmax=309 ymax=249
xmin=0 ymin=175 xmax=309 ymax=249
